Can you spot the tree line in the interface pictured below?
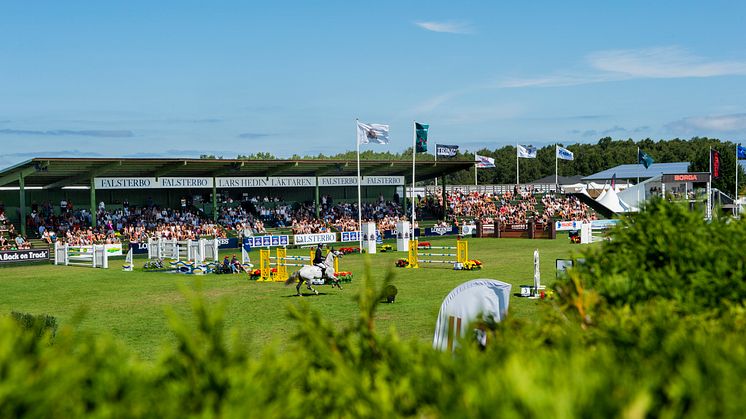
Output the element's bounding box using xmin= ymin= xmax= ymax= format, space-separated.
xmin=202 ymin=136 xmax=746 ymax=195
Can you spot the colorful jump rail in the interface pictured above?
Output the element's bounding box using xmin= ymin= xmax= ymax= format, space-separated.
xmin=406 ymin=239 xmax=469 ymax=269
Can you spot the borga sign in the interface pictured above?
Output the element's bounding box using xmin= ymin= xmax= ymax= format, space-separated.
xmin=294 ymin=233 xmax=337 ymax=245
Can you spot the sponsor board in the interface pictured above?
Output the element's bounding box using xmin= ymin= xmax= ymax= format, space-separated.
xmin=424 ymin=226 xmax=459 ymax=236
xmin=382 ymin=229 xmax=421 ymax=239
xmin=318 ymin=176 xmax=405 ymax=186
xmin=97 ymin=176 xmax=405 ymax=189
xmin=340 ymin=231 xmax=361 ymax=242
xmin=555 ymin=220 xmax=583 ymax=231
xmin=68 ymin=244 xmax=123 ymax=256
xmin=0 ymin=249 xmax=50 ymax=263
xmin=590 ymin=219 xmax=621 ymax=230
xmin=245 ymin=235 xmax=290 ymax=247
xmin=661 ymin=172 xmax=710 ymax=183
xmin=461 ymin=224 xmax=478 ymax=236
xmin=216 ymin=177 xmax=315 ymax=188
xmin=95 ymin=177 xmax=213 ymax=189
xmin=293 ymin=233 xmax=337 ymax=245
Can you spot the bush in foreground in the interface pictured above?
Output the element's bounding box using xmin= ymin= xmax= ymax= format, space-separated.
xmin=0 ymin=200 xmax=745 ymax=417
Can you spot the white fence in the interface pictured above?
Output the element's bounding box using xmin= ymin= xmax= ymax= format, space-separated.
xmin=54 ymin=243 xmax=109 ymax=269
xmin=147 ymin=238 xmax=220 ymax=263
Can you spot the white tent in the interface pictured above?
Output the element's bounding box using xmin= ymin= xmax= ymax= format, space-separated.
xmin=596 ymin=186 xmax=634 ymax=213
xmin=433 ymin=279 xmax=512 ymax=351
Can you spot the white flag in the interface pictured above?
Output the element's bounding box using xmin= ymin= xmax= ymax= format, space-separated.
xmin=556 ymin=145 xmax=574 ymax=160
xmin=357 ymin=121 xmax=390 ymax=145
xmin=517 ymin=144 xmax=537 ymax=158
xmin=475 ymin=154 xmax=495 ymax=168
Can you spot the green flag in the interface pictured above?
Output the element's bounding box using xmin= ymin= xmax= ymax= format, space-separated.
xmin=415 ymin=122 xmax=428 ymax=153
xmin=638 ymin=149 xmax=654 ymax=169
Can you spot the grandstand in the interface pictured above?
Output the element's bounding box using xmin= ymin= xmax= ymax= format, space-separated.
xmin=0 ymin=157 xmax=474 ymax=237
xmin=0 ymin=157 xmax=606 ymax=262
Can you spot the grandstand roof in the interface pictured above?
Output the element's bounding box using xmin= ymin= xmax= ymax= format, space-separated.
xmin=582 ymin=162 xmax=690 ymax=182
xmin=0 ymin=157 xmax=475 ymax=188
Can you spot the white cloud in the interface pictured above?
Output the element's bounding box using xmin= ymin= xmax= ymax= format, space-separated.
xmin=588 ymin=46 xmax=746 ymax=78
xmin=667 ymin=113 xmax=746 ymax=133
xmin=497 ymin=46 xmax=746 ymax=88
xmin=415 ymin=21 xmax=472 ymax=34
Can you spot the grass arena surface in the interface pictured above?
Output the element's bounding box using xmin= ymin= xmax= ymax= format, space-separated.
xmin=0 ymin=236 xmax=579 ymax=359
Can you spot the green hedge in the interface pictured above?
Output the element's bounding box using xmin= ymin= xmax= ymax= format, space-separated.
xmin=0 ymin=199 xmax=745 ymax=417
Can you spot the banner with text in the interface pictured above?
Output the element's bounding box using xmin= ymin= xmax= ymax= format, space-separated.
xmin=423 ymin=226 xmax=459 ymax=236
xmin=0 ymin=249 xmax=50 ymax=264
xmin=293 ymin=232 xmax=337 ymax=245
xmin=95 ymin=177 xmax=213 ymax=189
xmin=318 ymin=176 xmax=405 ymax=186
xmin=244 ymin=235 xmax=290 ymax=247
xmin=555 ymin=220 xmax=583 ymax=231
xmin=216 ymin=177 xmax=315 ymax=188
xmin=96 ymin=176 xmax=406 ymax=189
xmin=340 ymin=231 xmax=362 ymax=242
xmin=68 ymin=244 xmax=123 ymax=256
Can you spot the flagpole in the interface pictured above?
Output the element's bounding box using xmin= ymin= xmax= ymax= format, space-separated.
xmin=555 ymin=144 xmax=559 ymax=190
xmin=636 ymin=147 xmax=640 ymax=207
xmin=516 ymin=142 xmax=520 ymax=186
xmin=707 ymin=146 xmax=712 ymax=220
xmin=411 ymin=121 xmax=416 ymax=238
xmin=356 ymin=119 xmax=363 ymax=252
xmin=434 ymin=150 xmax=438 ymax=188
xmin=736 ymin=143 xmax=739 ymax=217
xmin=474 ymin=156 xmax=478 ymax=186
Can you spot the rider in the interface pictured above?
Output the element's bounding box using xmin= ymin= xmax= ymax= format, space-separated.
xmin=313 ymin=243 xmax=326 ymax=278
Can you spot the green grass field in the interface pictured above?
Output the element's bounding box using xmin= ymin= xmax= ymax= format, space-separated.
xmin=0 ymin=236 xmax=579 ymax=359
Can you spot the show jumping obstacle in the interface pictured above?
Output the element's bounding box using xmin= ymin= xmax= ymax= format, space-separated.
xmin=54 ymin=242 xmax=109 ymax=269
xmin=407 ymin=239 xmax=468 ymax=269
xmin=146 ymin=237 xmax=219 ymax=263
xmin=259 ymin=247 xmax=339 ymax=282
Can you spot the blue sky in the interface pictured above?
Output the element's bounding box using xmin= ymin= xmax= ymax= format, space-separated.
xmin=1 ymin=1 xmax=746 ymax=168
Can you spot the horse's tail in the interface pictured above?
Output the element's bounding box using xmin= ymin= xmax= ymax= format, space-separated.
xmin=285 ymin=270 xmax=300 ymax=286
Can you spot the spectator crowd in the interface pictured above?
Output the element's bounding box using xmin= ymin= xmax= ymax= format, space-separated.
xmin=4 ymin=189 xmax=597 ymax=249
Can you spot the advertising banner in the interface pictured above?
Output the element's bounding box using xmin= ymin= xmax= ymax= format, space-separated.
xmin=293 ymin=233 xmax=337 ymax=245
xmin=661 ymin=173 xmax=710 ymax=183
xmin=68 ymin=244 xmax=123 ymax=256
xmin=95 ymin=177 xmax=213 ymax=189
xmin=382 ymin=228 xmax=421 ymax=239
xmin=245 ymin=235 xmax=290 ymax=247
xmin=97 ymin=176 xmax=405 ymax=190
xmin=216 ymin=237 xmax=239 ymax=249
xmin=318 ymin=176 xmax=405 ymax=186
xmin=129 ymin=242 xmax=148 ymax=254
xmin=0 ymin=249 xmax=50 ymax=264
xmin=216 ymin=177 xmax=315 ymax=188
xmin=340 ymin=231 xmax=362 ymax=242
xmin=461 ymin=224 xmax=478 ymax=236
xmin=590 ymin=219 xmax=621 ymax=230
xmin=555 ymin=220 xmax=583 ymax=231
xmin=423 ymin=226 xmax=459 ymax=236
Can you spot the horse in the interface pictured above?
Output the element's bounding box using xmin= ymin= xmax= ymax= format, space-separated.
xmin=285 ymin=249 xmax=342 ymax=296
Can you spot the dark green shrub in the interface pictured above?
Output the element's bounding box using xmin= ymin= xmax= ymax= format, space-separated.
xmin=10 ymin=311 xmax=58 ymax=339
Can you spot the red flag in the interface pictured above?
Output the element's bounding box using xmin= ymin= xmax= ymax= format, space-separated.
xmin=711 ymin=149 xmax=721 ymax=179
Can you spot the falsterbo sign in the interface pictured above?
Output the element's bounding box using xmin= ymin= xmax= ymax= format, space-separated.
xmin=95 ymin=177 xmax=213 ymax=189
xmin=318 ymin=176 xmax=405 ymax=186
xmin=293 ymin=233 xmax=337 ymax=245
xmin=95 ymin=176 xmax=405 ymax=189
